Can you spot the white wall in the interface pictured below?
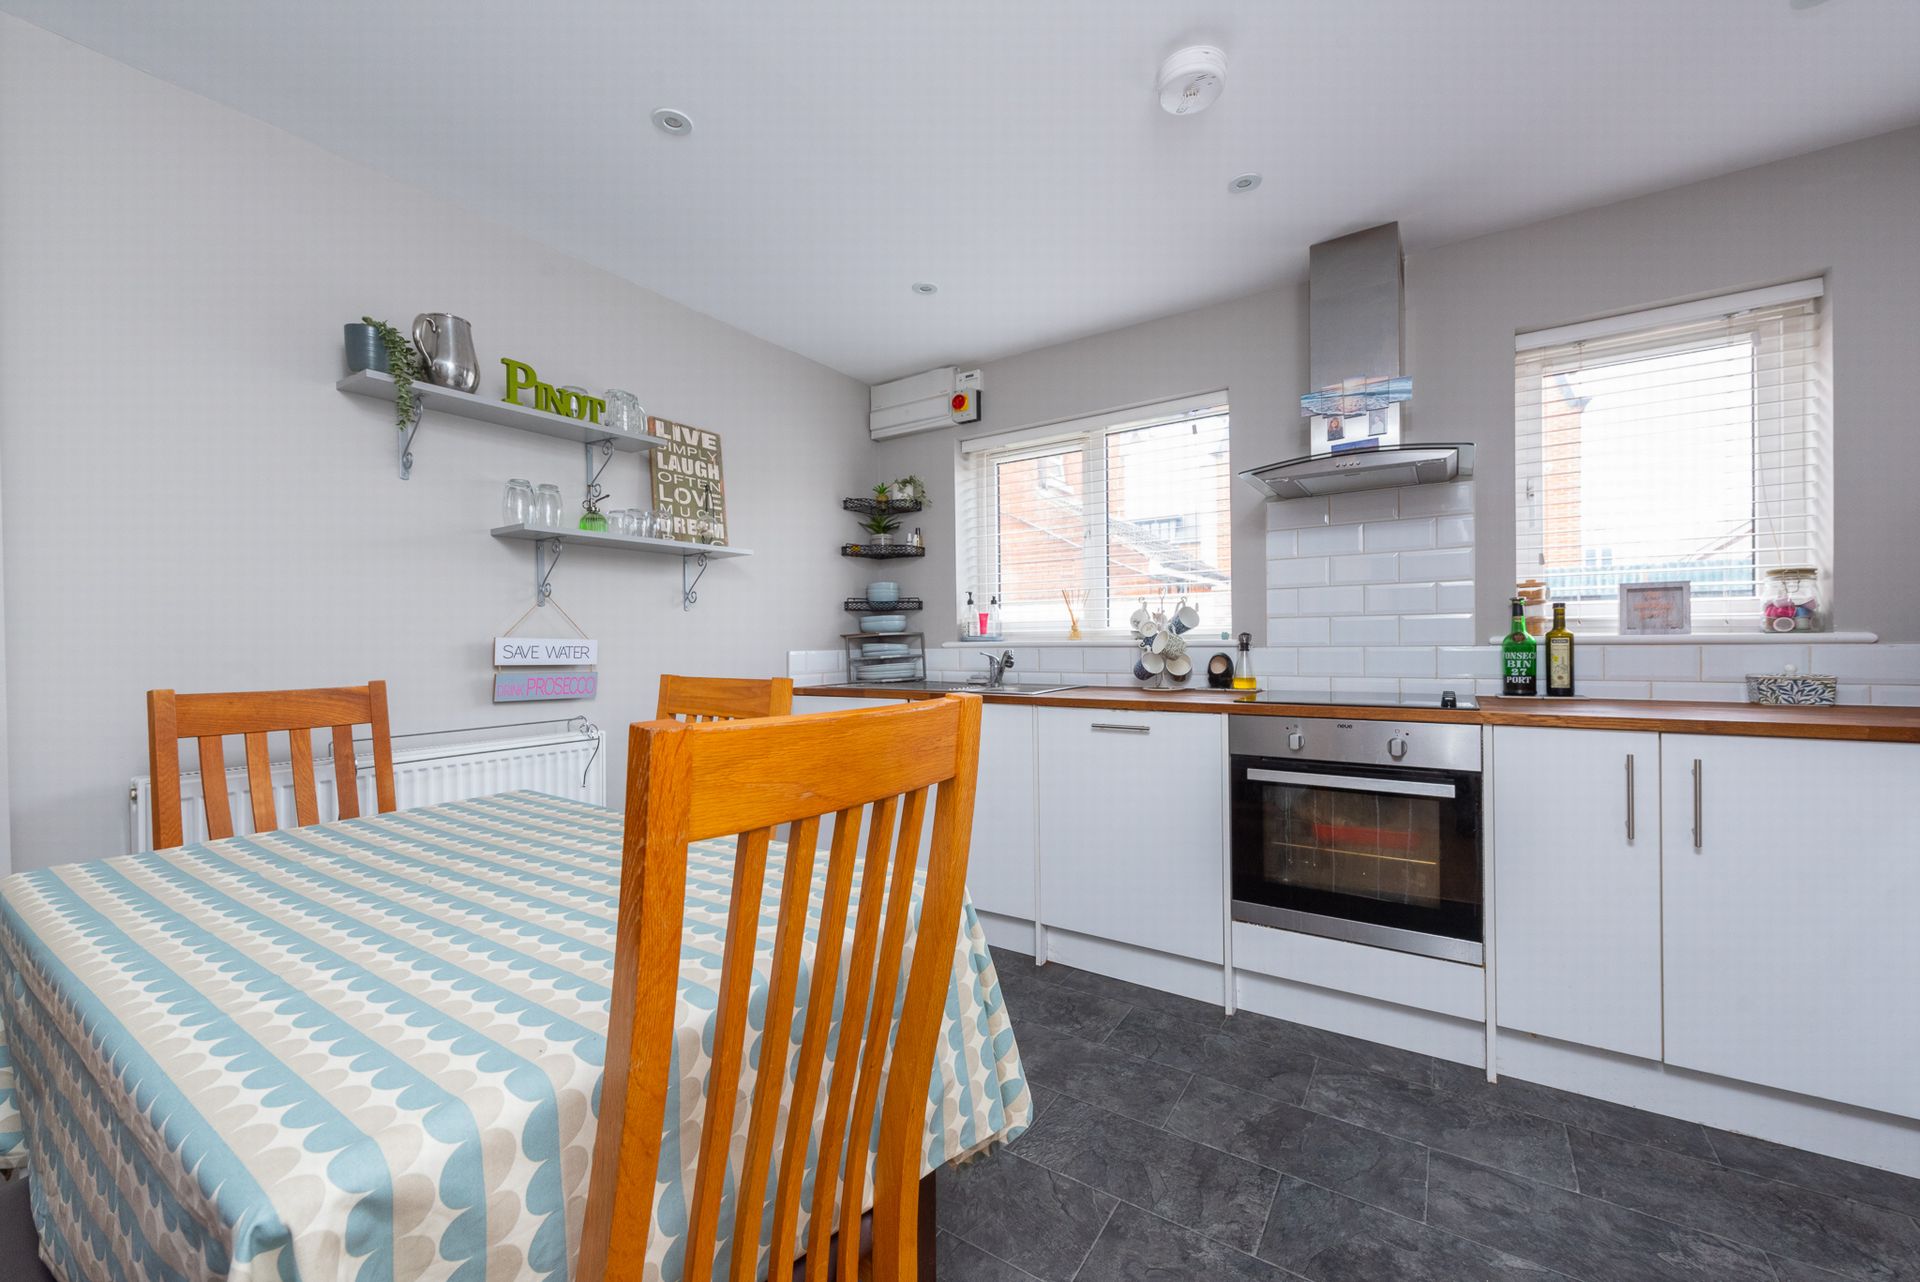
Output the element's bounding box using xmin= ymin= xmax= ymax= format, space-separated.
xmin=0 ymin=16 xmax=871 ymax=870
xmin=877 ymin=124 xmax=1920 ymax=649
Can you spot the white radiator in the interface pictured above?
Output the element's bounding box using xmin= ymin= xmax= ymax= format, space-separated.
xmin=129 ymin=727 xmax=606 ymax=854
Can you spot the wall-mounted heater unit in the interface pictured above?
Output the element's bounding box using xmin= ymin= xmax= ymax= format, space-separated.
xmin=870 ymin=366 xmax=982 ymax=440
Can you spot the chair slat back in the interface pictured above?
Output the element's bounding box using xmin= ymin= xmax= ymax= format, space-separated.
xmin=580 ymin=694 xmax=983 ymax=1282
xmin=656 ymin=674 xmax=794 ymax=722
xmin=145 ymin=682 xmax=396 ymax=850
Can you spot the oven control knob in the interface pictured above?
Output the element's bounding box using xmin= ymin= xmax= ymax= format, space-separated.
xmin=1287 ymin=730 xmax=1305 ymax=752
xmin=1387 ymin=735 xmax=1409 ymax=760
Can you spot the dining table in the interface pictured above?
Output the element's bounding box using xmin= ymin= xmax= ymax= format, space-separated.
xmin=0 ymin=790 xmax=1031 ymax=1282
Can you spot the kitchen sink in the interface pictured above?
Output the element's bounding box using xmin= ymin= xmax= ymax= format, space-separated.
xmin=825 ymin=680 xmax=1087 ymax=697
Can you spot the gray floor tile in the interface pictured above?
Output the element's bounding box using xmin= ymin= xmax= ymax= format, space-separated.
xmin=936 ymin=1231 xmax=1043 ymax=1281
xmin=1304 ymin=1064 xmax=1577 ymax=1189
xmin=1166 ymin=1075 xmax=1430 ymax=1220
xmin=1013 ymin=1020 xmax=1190 ymax=1127
xmin=1706 ymin=1128 xmax=1920 ymax=1221
xmin=1108 ymin=1007 xmax=1316 ymax=1106
xmin=1077 ymin=1203 xmax=1305 ymax=1282
xmin=1426 ymin=1150 xmax=1777 ymax=1282
xmin=1014 ymin=1093 xmax=1280 ymax=1253
xmin=1001 ymin=972 xmax=1132 ymax=1042
xmin=1569 ymin=1127 xmax=1920 ymax=1282
xmin=1258 ymin=1174 xmax=1566 ymax=1281
xmin=938 ymin=1147 xmax=1117 ymax=1282
xmin=1427 ymin=1059 xmax=1719 ymax=1162
xmin=1040 ymin=963 xmax=1228 ymax=1030
xmin=1221 ymin=1010 xmax=1440 ymax=1089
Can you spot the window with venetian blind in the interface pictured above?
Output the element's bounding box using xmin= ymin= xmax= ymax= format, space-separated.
xmin=957 ymin=394 xmax=1233 ymax=638
xmin=1513 ymin=280 xmax=1828 ymax=631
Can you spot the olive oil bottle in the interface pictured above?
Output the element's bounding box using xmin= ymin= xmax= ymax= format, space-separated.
xmin=1545 ymin=602 xmax=1576 ymax=697
xmin=1501 ymin=597 xmax=1537 ymax=696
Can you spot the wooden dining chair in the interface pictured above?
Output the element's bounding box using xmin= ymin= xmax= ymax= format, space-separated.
xmin=145 ymin=682 xmax=397 ymax=850
xmin=580 ymin=694 xmax=983 ymax=1282
xmin=656 ymin=674 xmax=795 ymax=722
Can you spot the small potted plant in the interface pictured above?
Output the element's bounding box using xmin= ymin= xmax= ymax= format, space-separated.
xmin=893 ymin=475 xmax=930 ymax=507
xmin=862 ymin=512 xmax=901 ymax=547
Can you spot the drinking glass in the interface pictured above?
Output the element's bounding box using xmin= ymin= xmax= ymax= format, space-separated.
xmin=534 ymin=484 xmax=564 ymax=530
xmin=629 ymin=509 xmax=651 ymax=538
xmin=502 ymin=478 xmax=534 ymax=526
xmin=605 ymin=390 xmax=643 ymax=435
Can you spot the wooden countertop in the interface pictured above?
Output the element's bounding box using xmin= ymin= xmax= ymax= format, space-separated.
xmin=796 ymin=685 xmax=1920 ymax=742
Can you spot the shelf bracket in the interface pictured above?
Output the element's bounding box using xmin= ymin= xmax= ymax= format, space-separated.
xmin=535 ymin=537 xmax=563 ymax=606
xmin=583 ymin=438 xmax=615 ymax=507
xmin=682 ymin=551 xmax=709 ymax=612
xmin=397 ymin=402 xmax=424 ymax=480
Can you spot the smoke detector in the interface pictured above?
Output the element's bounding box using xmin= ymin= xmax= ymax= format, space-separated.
xmin=1158 ymin=46 xmax=1227 ymax=116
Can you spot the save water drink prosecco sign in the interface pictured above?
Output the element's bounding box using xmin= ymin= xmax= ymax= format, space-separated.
xmin=492 ymin=637 xmax=598 ymax=703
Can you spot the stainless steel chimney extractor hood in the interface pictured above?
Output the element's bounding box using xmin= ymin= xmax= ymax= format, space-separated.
xmin=1241 ymin=222 xmax=1472 ymax=500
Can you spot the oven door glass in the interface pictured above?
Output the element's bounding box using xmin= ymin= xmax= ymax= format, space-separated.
xmin=1231 ymin=756 xmax=1482 ymax=947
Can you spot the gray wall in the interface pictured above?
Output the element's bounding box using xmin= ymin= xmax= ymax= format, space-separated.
xmin=0 ymin=16 xmax=871 ymax=870
xmin=879 ymin=124 xmax=1920 ymax=647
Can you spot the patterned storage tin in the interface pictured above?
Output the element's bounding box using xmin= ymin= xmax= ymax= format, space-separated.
xmin=1745 ymin=672 xmax=1838 ymax=705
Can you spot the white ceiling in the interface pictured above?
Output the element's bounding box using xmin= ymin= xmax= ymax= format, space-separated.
xmin=9 ymin=1 xmax=1919 ymax=383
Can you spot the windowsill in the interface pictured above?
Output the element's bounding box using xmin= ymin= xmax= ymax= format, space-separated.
xmin=1482 ymin=630 xmax=1878 ymax=645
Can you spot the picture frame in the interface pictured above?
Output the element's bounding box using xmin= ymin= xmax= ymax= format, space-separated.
xmin=1619 ymin=580 xmax=1693 ymax=635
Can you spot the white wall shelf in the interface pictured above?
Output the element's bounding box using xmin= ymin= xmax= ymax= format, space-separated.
xmin=491 ymin=523 xmax=750 ymax=612
xmin=339 ymin=368 xmax=672 ymax=477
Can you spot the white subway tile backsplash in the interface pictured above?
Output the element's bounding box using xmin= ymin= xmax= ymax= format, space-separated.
xmin=1267 ymin=588 xmax=1301 ymax=617
xmin=1398 ymin=547 xmax=1473 ymax=582
xmin=1870 ymin=686 xmax=1920 ymax=706
xmin=1363 ymin=518 xmax=1437 ymax=553
xmin=1266 ymin=530 xmax=1298 ymax=559
xmin=1268 ymin=497 xmax=1331 ymax=530
xmin=1649 ymin=681 xmax=1745 ymax=702
xmin=1270 ymin=556 xmax=1333 ymax=587
xmin=1331 ymin=615 xmax=1399 ymax=646
xmin=1083 ymin=647 xmax=1140 ymax=674
xmin=1268 ymin=616 xmax=1332 ymax=645
xmin=1577 ymin=680 xmax=1653 ymax=700
xmin=1331 ymin=553 xmax=1399 ymax=584
xmin=1251 ymin=647 xmax=1299 ymax=677
xmin=1699 ymin=644 xmax=1809 ymax=681
xmin=1299 ymin=585 xmax=1365 ymax=614
xmin=1366 ymin=582 xmax=1437 ymax=615
xmin=1281 ymin=676 xmax=1335 ymax=696
xmin=1809 ymin=643 xmax=1920 ymax=683
xmin=1327 ymin=490 xmax=1400 ymax=525
xmin=1365 ymin=647 xmax=1438 ymax=678
xmin=1046 ymin=648 xmax=1086 ymax=671
xmin=1398 ymin=481 xmax=1475 ymax=517
xmin=1299 ymin=647 xmax=1367 ymax=676
xmin=1297 ymin=524 xmax=1365 ymax=556
xmin=1437 ymin=646 xmax=1500 ymax=678
xmin=1601 ymin=645 xmax=1702 ymax=680
xmin=1399 ymin=614 xmax=1477 ymax=646
xmin=1435 ymin=515 xmax=1474 ymax=548
xmin=1436 ymin=580 xmax=1475 ymax=612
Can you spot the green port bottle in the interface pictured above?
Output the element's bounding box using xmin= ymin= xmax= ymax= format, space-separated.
xmin=1546 ymin=602 xmax=1576 ymax=697
xmin=1501 ymin=597 xmax=1537 ymax=697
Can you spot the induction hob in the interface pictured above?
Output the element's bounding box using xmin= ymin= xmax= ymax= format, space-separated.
xmin=1234 ymin=688 xmax=1477 ymax=710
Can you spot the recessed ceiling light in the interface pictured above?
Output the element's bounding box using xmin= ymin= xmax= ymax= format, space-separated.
xmin=1229 ymin=173 xmax=1262 ymax=193
xmin=651 ymin=108 xmax=693 ymax=136
xmin=911 ymin=282 xmax=939 ymax=296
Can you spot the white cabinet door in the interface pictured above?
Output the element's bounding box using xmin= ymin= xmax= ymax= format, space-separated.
xmin=1493 ymin=726 xmax=1662 ymax=1060
xmin=966 ymin=705 xmax=1037 ymax=919
xmin=1662 ymin=734 xmax=1920 ymax=1119
xmin=1036 ymin=708 xmax=1226 ymax=963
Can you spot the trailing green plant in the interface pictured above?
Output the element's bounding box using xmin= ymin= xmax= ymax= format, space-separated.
xmin=862 ymin=512 xmax=901 ymax=536
xmin=362 ymin=316 xmax=423 ymax=429
xmin=895 ymin=474 xmax=931 ymax=507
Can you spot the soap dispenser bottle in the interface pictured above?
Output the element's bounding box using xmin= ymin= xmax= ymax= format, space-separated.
xmin=962 ymin=591 xmax=977 ymax=639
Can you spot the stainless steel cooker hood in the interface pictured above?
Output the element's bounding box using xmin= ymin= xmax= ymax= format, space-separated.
xmin=1241 ymin=222 xmax=1472 ymax=501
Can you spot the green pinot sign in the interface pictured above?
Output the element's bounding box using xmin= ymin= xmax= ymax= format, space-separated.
xmin=500 ymin=358 xmax=607 ymax=424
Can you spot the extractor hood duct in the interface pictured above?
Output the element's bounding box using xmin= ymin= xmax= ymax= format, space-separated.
xmin=1241 ymin=222 xmax=1472 ymax=501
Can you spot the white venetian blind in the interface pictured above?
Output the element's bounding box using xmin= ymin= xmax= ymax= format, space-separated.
xmin=1513 ymin=281 xmax=1828 ymax=630
xmin=956 ymin=394 xmax=1233 ymax=638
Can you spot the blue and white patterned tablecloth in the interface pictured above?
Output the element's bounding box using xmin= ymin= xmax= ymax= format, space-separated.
xmin=0 ymin=791 xmax=1030 ymax=1281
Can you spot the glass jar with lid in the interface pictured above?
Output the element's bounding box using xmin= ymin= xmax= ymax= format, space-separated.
xmin=1761 ymin=567 xmax=1825 ymax=632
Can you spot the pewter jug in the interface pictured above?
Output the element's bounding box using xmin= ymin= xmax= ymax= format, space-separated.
xmin=412 ymin=313 xmax=479 ymax=392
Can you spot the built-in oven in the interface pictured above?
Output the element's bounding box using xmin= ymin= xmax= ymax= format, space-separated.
xmin=1230 ymin=715 xmax=1483 ymax=964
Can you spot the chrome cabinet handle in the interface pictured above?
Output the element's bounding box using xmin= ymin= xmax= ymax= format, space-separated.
xmin=1691 ymin=758 xmax=1703 ymax=850
xmin=1090 ymin=722 xmax=1150 ymax=735
xmin=1625 ymin=753 xmax=1635 ymax=842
